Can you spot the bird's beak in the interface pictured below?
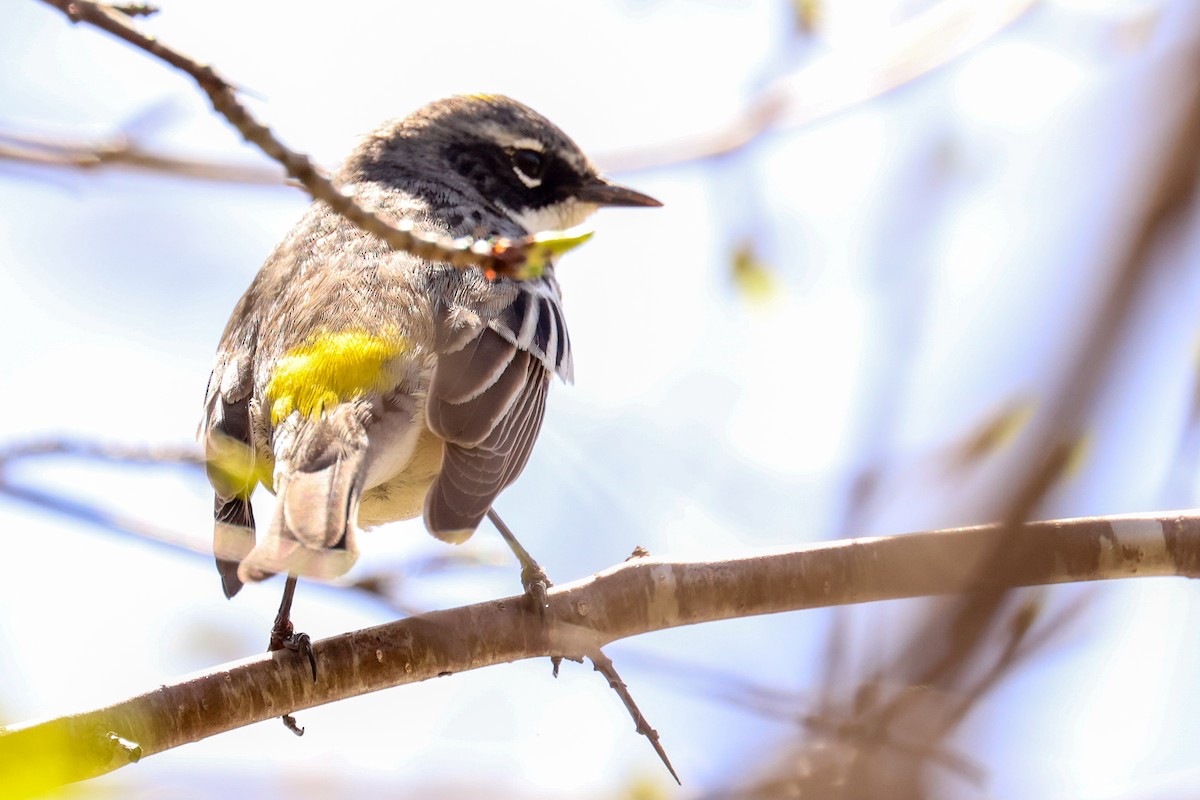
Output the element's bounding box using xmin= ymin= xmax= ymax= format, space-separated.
xmin=577 ymin=176 xmax=662 ymax=208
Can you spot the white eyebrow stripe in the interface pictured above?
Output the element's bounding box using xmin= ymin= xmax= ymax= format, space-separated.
xmin=508 ymin=137 xmax=544 ymax=152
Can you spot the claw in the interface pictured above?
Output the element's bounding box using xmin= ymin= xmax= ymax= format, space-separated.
xmin=270 ymin=628 xmax=318 ymax=682
xmin=291 ymin=632 xmax=318 ymax=682
xmin=298 ymin=633 xmax=318 ymax=682
xmin=521 ymin=565 xmax=551 ymax=617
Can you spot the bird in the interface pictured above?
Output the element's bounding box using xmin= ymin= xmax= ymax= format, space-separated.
xmin=199 ymin=94 xmax=660 ymax=666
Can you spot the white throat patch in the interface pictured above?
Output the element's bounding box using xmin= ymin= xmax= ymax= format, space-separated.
xmin=505 ymin=198 xmax=598 ymax=234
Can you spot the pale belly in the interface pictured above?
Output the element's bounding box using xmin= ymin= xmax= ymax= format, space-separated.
xmin=357 ymin=425 xmax=444 ymax=527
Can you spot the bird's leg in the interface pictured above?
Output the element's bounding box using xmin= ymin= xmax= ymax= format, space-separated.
xmin=268 ymin=574 xmax=316 ymax=736
xmin=269 ymin=573 xmax=318 ymax=683
xmin=487 ymin=508 xmax=550 ymax=615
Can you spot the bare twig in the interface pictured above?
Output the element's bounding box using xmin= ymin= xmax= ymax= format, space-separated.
xmin=3 ymin=510 xmax=1200 ymax=793
xmin=599 ymin=0 xmax=1038 ymax=173
xmin=16 ymin=0 xmax=1034 ymax=186
xmin=483 ymin=508 xmax=673 ymax=775
xmin=0 ymin=437 xmax=497 ymax=615
xmin=588 ymin=649 xmax=680 ymax=785
xmin=38 ymin=0 xmax=583 ymax=279
xmin=0 ymin=437 xmax=201 ymax=469
xmin=0 ymin=128 xmax=286 ymax=184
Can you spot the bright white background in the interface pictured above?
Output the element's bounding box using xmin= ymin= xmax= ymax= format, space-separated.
xmin=4 ymin=0 xmax=1200 ymax=797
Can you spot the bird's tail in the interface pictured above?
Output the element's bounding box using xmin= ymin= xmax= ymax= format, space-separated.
xmin=238 ymin=408 xmax=367 ymax=585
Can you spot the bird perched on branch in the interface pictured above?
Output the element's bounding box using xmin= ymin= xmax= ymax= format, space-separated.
xmin=200 ymin=94 xmax=660 ymax=670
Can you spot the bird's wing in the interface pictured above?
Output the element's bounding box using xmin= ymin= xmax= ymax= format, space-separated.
xmin=488 ymin=283 xmax=574 ymax=382
xmin=201 ymin=330 xmax=260 ymax=599
xmin=424 ymin=323 xmax=552 ymax=542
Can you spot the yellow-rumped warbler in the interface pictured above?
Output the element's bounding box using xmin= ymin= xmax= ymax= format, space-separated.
xmin=200 ymin=95 xmax=659 ymax=641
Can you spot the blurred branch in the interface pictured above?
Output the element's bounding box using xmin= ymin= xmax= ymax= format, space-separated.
xmin=4 ymin=509 xmax=1200 ymax=792
xmin=1164 ymin=344 xmax=1200 ymax=503
xmin=784 ymin=27 xmax=1200 ymax=799
xmin=16 ymin=0 xmax=1035 ymax=186
xmin=36 ymin=0 xmax=584 ymax=280
xmin=902 ymin=10 xmax=1200 ymax=706
xmin=0 ymin=127 xmax=286 ymax=184
xmin=0 ymin=437 xmax=498 ymax=614
xmin=992 ymin=17 xmax=1200 ymax=530
xmin=0 ymin=437 xmax=200 ymax=467
xmin=599 ymin=0 xmax=1038 ymax=173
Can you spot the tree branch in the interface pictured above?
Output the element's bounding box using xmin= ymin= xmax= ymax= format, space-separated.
xmin=37 ymin=0 xmax=584 ymax=279
xmin=17 ymin=0 xmax=1037 ymax=184
xmin=3 ymin=510 xmax=1197 ymax=793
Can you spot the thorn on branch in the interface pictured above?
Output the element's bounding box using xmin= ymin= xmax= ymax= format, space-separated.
xmin=109 ymin=2 xmax=158 ymax=16
xmin=281 ymin=714 xmax=305 ymax=737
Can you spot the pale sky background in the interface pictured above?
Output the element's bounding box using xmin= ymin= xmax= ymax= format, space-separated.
xmin=4 ymin=0 xmax=1200 ymax=797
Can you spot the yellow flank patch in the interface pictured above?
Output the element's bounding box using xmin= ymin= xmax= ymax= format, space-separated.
xmin=206 ymin=433 xmax=269 ymax=497
xmin=268 ymin=329 xmax=408 ymax=425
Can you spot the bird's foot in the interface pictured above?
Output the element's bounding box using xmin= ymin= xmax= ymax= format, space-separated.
xmin=269 ymin=621 xmax=318 ymax=683
xmin=520 ymin=562 xmax=552 ymax=618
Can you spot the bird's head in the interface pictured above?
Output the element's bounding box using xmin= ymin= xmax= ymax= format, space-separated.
xmin=348 ymin=94 xmax=661 ymax=235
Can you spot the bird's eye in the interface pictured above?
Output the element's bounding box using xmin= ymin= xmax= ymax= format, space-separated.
xmin=511 ymin=148 xmax=545 ymax=186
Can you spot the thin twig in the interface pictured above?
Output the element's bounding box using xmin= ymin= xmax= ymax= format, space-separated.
xmin=588 ymin=649 xmax=680 ymax=785
xmin=0 ymin=437 xmax=497 ymax=614
xmin=0 ymin=128 xmax=286 ymax=184
xmin=38 ymin=0 xmax=581 ymax=279
xmin=16 ymin=0 xmax=1034 ymax=186
xmin=0 ymin=437 xmax=202 ymax=469
xmin=485 ymin=507 xmax=674 ymax=777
